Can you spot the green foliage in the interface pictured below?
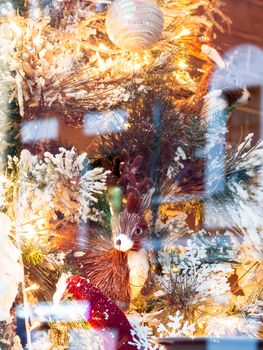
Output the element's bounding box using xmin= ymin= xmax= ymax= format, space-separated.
xmin=97 ymin=191 xmax=111 ymax=230
xmin=185 ymin=115 xmax=206 ymax=150
xmin=4 ymin=100 xmax=21 ymax=168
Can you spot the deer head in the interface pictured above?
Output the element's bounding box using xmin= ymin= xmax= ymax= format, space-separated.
xmin=109 ymin=150 xmax=153 ymax=252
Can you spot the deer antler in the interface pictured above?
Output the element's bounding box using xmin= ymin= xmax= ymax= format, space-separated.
xmin=117 ymin=150 xmax=151 ymax=214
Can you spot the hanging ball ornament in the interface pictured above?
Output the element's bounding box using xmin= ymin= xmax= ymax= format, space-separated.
xmin=106 ymin=0 xmax=164 ymax=52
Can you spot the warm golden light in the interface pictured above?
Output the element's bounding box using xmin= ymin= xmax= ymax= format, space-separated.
xmin=99 ymin=43 xmax=109 ymax=51
xmin=9 ymin=21 xmax=22 ymax=36
xmin=0 ymin=0 xmax=222 ymax=115
xmin=32 ymin=33 xmax=43 ymax=48
xmin=25 ymin=284 xmax=39 ymax=293
xmin=175 ymin=28 xmax=191 ymax=39
xmin=178 ymin=60 xmax=188 ymax=69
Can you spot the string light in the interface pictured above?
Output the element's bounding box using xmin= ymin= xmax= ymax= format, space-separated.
xmin=175 ymin=28 xmax=191 ymax=39
xmin=25 ymin=284 xmax=40 ymax=293
xmin=178 ymin=60 xmax=188 ymax=69
xmin=0 ymin=0 xmax=227 ymax=116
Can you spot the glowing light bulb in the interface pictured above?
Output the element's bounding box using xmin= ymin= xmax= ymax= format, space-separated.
xmin=10 ymin=21 xmax=22 ymax=36
xmin=133 ymin=62 xmax=142 ymax=71
xmin=99 ymin=43 xmax=108 ymax=51
xmin=175 ymin=28 xmax=191 ymax=40
xmin=172 ymin=266 xmax=179 ymax=273
xmin=178 ymin=60 xmax=188 ymax=69
xmin=25 ymin=284 xmax=39 ymax=292
xmin=96 ymin=52 xmax=107 ymax=71
xmin=33 ymin=34 xmax=42 ymax=48
xmin=180 ymin=28 xmax=191 ymax=36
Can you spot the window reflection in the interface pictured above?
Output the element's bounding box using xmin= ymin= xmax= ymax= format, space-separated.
xmin=21 ymin=118 xmax=59 ymax=143
xmin=84 ymin=109 xmax=128 ymax=136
